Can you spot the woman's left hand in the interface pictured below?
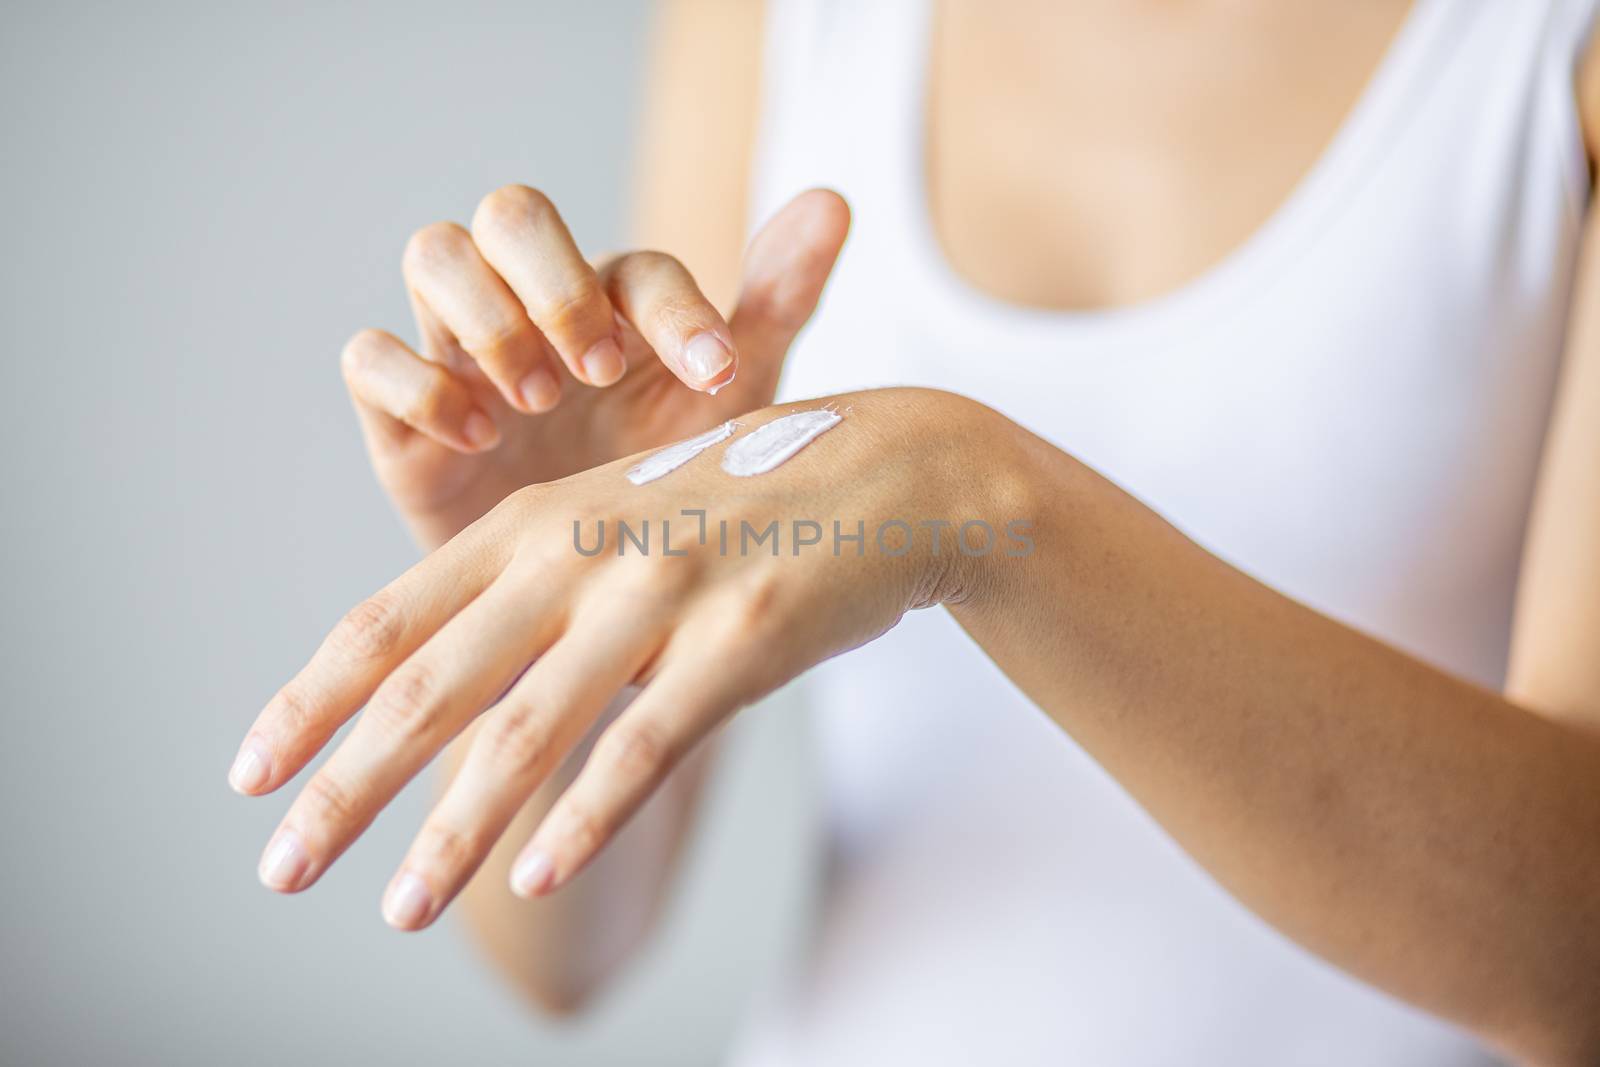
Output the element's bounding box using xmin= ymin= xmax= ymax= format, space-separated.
xmin=230 ymin=387 xmax=1022 ymax=928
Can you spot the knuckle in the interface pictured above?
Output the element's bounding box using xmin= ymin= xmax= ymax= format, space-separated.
xmin=473 ymin=184 xmax=556 ymax=242
xmin=507 ymin=482 xmax=547 ymax=506
xmin=650 ymin=301 xmax=714 ymax=346
xmin=707 ymin=572 xmax=786 ymax=663
xmin=370 ymin=665 xmax=441 ymax=738
xmin=598 ymin=719 xmax=671 ymax=782
xmin=499 ymin=483 xmax=551 ymax=524
xmin=498 ymin=494 xmax=558 ymax=554
xmin=532 ymin=275 xmax=605 ymax=333
xmin=417 ymin=821 xmax=483 ymax=870
xmin=332 ymin=594 xmax=406 ymax=662
xmin=402 ymin=221 xmax=471 ymax=276
xmin=558 ymin=800 xmax=605 ymax=858
xmin=615 ymin=248 xmax=680 ymax=283
xmin=399 ymin=376 xmax=450 ymax=427
xmin=303 ymin=772 xmax=363 ymax=828
xmin=628 ymin=553 xmax=691 ymax=594
xmin=479 ymin=711 xmax=553 ymax=776
xmin=460 ymin=314 xmax=531 ymax=358
xmin=730 ymin=569 xmax=784 ymax=634
xmin=510 ymin=529 xmax=571 ymax=579
xmin=272 ymin=682 xmax=318 ymax=736
xmin=587 ymin=554 xmax=693 ymax=616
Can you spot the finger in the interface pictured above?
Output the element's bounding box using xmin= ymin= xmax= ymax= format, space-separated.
xmin=340 ymin=328 xmax=500 ymax=452
xmin=380 ymin=597 xmax=666 ymax=930
xmin=402 ymin=221 xmax=564 ymax=413
xmin=600 ymin=250 xmax=737 ymax=392
xmin=511 ymin=638 xmax=750 ymax=896
xmin=470 ymin=185 xmax=626 ymax=389
xmin=723 ymin=189 xmax=851 ymax=405
xmin=257 ymin=570 xmax=559 ymax=894
xmin=407 ymin=283 xmax=473 ymax=375
xmin=227 ymin=515 xmax=512 ymax=799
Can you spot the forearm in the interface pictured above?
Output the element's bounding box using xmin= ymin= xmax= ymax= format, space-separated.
xmin=946 ymin=401 xmax=1600 ymax=1064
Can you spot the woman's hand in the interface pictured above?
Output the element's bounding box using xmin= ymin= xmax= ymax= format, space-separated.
xmin=231 ymin=388 xmax=1021 ymax=928
xmin=343 ymin=187 xmax=850 ymax=547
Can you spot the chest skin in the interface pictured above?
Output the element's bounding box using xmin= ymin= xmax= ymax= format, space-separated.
xmin=925 ymin=0 xmax=1415 ymax=312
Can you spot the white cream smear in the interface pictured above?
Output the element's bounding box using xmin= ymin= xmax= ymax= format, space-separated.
xmin=625 ymin=421 xmax=739 ymax=485
xmin=721 ymin=408 xmax=842 ymax=477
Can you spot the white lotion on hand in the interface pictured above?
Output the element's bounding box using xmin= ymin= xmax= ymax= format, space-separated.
xmin=721 ymin=408 xmax=842 ymax=477
xmin=625 ymin=421 xmax=739 ymax=485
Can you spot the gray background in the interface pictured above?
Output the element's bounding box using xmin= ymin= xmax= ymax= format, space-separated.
xmin=0 ymin=3 xmax=817 ymax=1064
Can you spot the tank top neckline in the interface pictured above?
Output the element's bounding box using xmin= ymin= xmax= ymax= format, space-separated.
xmin=876 ymin=0 xmax=1466 ymax=355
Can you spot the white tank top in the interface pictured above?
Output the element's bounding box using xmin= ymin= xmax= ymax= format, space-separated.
xmin=733 ymin=2 xmax=1597 ymax=1064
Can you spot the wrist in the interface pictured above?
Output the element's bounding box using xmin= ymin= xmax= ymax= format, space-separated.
xmin=948 ymin=397 xmax=1045 ymax=612
xmin=866 ymin=388 xmax=1043 ymax=612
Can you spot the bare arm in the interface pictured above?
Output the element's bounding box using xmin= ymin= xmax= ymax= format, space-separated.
xmin=939 ymin=71 xmax=1600 ymax=1058
xmin=1507 ymin=39 xmax=1600 ymax=725
xmin=448 ymin=0 xmax=767 ymax=1013
xmin=948 ymin=416 xmax=1600 ymax=1065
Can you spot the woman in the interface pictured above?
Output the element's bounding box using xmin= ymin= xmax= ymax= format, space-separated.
xmin=231 ymin=1 xmax=1600 ymax=1062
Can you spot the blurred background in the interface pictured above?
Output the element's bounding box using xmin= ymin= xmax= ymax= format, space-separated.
xmin=0 ymin=3 xmax=817 ymax=1064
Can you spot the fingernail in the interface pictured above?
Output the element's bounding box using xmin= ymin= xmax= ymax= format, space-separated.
xmin=510 ymin=849 xmax=554 ymax=897
xmin=681 ymin=332 xmax=732 ymax=384
xmin=580 ymin=337 xmax=625 ymax=386
xmin=463 ymin=410 xmax=499 ymax=450
xmin=258 ymin=830 xmax=310 ymax=891
xmin=382 ymin=872 xmax=433 ymax=929
xmin=518 ymin=365 xmax=561 ymax=412
xmin=228 ymin=736 xmax=271 ymax=794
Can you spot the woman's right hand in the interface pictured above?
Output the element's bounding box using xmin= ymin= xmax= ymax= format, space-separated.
xmin=342 ymin=186 xmax=850 ymax=547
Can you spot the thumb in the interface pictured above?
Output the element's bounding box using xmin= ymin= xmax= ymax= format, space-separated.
xmin=721 ymin=189 xmax=851 ymax=406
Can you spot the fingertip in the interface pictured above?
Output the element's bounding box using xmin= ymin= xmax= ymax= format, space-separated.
xmin=748 ymin=189 xmax=851 ymax=277
xmin=517 ymin=365 xmax=562 ymax=412
xmin=509 ymin=848 xmax=554 ymax=898
xmin=258 ymin=829 xmax=311 ymax=893
xmin=796 ymin=187 xmax=852 ymax=235
xmin=463 ymin=410 xmax=501 ymax=451
xmin=580 ymin=337 xmax=626 ymax=387
xmin=705 ymin=365 xmax=737 ymax=396
xmin=680 ymin=332 xmax=734 ymax=387
xmin=382 ymin=871 xmax=436 ymax=931
xmin=228 ymin=736 xmax=272 ymax=795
